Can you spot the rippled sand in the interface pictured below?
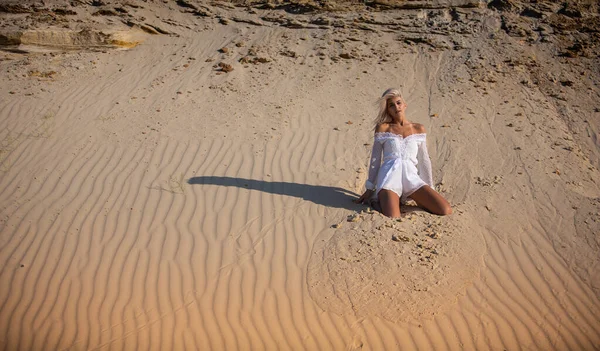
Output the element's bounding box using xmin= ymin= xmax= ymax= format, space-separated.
xmin=1 ymin=1 xmax=599 ymax=349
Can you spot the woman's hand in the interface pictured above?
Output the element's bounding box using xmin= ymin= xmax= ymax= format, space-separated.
xmin=354 ymin=190 xmax=374 ymax=204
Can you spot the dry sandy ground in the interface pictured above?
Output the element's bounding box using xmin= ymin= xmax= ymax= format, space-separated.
xmin=0 ymin=0 xmax=599 ymax=350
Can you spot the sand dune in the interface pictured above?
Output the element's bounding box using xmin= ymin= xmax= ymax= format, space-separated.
xmin=1 ymin=0 xmax=599 ymax=350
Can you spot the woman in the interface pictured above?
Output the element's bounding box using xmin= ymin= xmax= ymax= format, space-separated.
xmin=354 ymin=88 xmax=452 ymax=217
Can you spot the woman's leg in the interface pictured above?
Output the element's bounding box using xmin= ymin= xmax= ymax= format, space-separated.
xmin=378 ymin=189 xmax=401 ymax=218
xmin=409 ymin=186 xmax=452 ymax=215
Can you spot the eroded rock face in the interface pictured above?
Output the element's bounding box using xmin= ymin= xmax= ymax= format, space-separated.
xmin=0 ymin=29 xmax=146 ymax=51
xmin=0 ymin=0 xmax=158 ymax=51
xmin=1 ymin=0 xmax=598 ymax=54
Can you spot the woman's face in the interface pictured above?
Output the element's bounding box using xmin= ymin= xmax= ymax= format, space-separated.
xmin=387 ymin=96 xmax=406 ymax=118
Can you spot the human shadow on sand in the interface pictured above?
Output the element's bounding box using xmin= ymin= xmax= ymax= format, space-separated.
xmin=187 ymin=176 xmax=360 ymax=211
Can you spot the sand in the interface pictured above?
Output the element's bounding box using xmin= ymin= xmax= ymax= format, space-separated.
xmin=0 ymin=0 xmax=599 ymax=349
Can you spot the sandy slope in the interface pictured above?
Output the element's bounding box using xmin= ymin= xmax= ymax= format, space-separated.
xmin=0 ymin=1 xmax=599 ymax=350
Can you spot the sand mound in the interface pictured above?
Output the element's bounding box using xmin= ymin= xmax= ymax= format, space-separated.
xmin=308 ymin=205 xmax=485 ymax=323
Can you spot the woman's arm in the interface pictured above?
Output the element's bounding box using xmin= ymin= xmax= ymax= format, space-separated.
xmin=354 ymin=131 xmax=383 ymax=204
xmin=365 ymin=138 xmax=383 ymax=190
xmin=417 ymin=139 xmax=434 ymax=187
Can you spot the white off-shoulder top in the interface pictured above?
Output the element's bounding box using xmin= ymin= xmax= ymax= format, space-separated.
xmin=365 ymin=132 xmax=433 ymax=202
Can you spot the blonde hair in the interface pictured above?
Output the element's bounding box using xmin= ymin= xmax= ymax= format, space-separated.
xmin=374 ymin=88 xmax=403 ymax=126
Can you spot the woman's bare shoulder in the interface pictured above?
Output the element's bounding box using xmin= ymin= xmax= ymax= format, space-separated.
xmin=412 ymin=123 xmax=426 ymax=134
xmin=375 ymin=123 xmax=389 ymax=133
